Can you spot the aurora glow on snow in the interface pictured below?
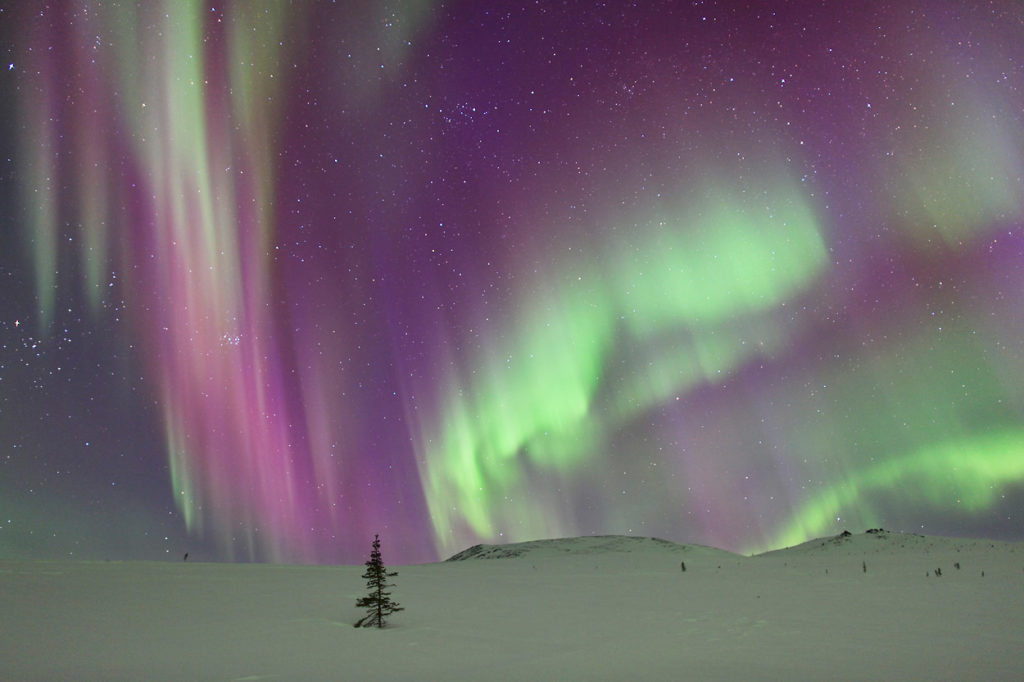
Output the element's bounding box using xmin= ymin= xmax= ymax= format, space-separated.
xmin=2 ymin=1 xmax=1023 ymax=564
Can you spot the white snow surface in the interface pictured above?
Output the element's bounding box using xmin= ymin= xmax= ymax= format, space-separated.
xmin=2 ymin=531 xmax=1022 ymax=680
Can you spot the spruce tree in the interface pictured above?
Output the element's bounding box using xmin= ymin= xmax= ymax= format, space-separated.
xmin=354 ymin=534 xmax=404 ymax=628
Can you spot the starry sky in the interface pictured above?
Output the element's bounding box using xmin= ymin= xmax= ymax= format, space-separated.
xmin=1 ymin=1 xmax=1023 ymax=564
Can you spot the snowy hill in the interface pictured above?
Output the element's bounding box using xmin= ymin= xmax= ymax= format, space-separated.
xmin=759 ymin=528 xmax=1022 ymax=574
xmin=446 ymin=534 xmax=736 ymax=563
xmin=2 ymin=531 xmax=1023 ymax=680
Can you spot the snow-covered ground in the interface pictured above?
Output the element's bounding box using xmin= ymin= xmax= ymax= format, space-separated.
xmin=3 ymin=531 xmax=1022 ymax=680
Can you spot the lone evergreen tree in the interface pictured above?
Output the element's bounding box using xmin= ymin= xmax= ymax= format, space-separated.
xmin=354 ymin=534 xmax=404 ymax=628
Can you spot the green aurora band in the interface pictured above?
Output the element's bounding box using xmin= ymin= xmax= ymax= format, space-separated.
xmin=415 ymin=174 xmax=831 ymax=556
xmin=760 ymin=430 xmax=1024 ymax=553
xmin=739 ymin=301 xmax=1024 ymax=554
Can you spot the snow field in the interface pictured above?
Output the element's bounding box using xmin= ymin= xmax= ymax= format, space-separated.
xmin=2 ymin=532 xmax=1021 ymax=680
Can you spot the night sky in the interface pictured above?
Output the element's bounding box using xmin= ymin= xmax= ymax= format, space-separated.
xmin=2 ymin=1 xmax=1023 ymax=564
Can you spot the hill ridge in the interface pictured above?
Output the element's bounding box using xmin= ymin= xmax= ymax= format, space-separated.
xmin=445 ymin=534 xmax=734 ymax=561
xmin=445 ymin=529 xmax=1024 ymax=563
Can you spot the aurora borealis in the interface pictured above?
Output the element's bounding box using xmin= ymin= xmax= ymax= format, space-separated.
xmin=1 ymin=1 xmax=1023 ymax=564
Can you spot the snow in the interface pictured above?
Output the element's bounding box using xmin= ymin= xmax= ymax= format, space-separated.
xmin=2 ymin=531 xmax=1022 ymax=680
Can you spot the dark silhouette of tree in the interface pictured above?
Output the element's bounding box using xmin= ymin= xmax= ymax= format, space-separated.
xmin=354 ymin=534 xmax=404 ymax=628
